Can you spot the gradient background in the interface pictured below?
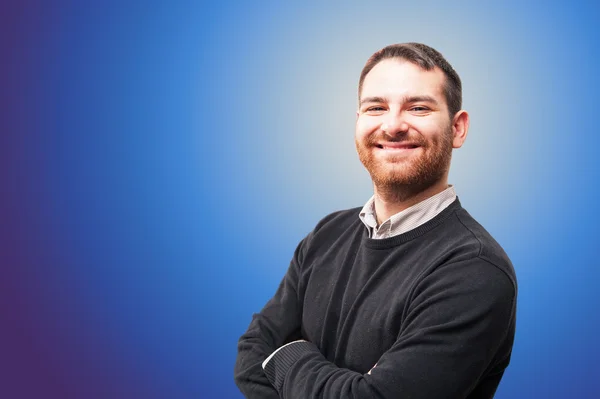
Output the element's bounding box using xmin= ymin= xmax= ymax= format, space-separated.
xmin=2 ymin=1 xmax=599 ymax=398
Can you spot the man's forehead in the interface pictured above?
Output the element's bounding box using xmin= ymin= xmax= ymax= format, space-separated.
xmin=361 ymin=59 xmax=446 ymax=97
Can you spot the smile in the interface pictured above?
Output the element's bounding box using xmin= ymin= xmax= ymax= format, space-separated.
xmin=376 ymin=143 xmax=420 ymax=150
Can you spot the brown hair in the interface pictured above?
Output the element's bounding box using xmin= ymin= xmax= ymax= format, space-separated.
xmin=358 ymin=43 xmax=462 ymax=117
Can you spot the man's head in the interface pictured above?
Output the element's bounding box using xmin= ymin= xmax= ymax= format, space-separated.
xmin=358 ymin=43 xmax=462 ymax=118
xmin=355 ymin=43 xmax=469 ymax=197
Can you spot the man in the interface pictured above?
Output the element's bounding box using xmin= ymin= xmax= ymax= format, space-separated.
xmin=234 ymin=43 xmax=517 ymax=398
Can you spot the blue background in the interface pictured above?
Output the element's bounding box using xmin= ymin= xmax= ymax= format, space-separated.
xmin=2 ymin=1 xmax=599 ymax=398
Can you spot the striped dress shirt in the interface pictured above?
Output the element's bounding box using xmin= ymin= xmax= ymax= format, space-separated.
xmin=359 ymin=186 xmax=457 ymax=239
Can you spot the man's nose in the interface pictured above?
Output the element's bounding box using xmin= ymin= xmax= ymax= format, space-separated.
xmin=381 ymin=113 xmax=409 ymax=137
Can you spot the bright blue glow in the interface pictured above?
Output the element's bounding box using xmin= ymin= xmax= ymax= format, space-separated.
xmin=3 ymin=1 xmax=600 ymax=398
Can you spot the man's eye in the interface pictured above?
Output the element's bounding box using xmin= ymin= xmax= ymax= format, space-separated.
xmin=367 ymin=106 xmax=385 ymax=112
xmin=411 ymin=106 xmax=429 ymax=112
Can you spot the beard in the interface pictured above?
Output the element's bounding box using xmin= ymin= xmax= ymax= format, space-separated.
xmin=356 ymin=125 xmax=453 ymax=200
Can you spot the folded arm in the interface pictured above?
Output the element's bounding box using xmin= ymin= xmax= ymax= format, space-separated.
xmin=261 ymin=259 xmax=516 ymax=399
xmin=234 ymin=236 xmax=308 ymax=398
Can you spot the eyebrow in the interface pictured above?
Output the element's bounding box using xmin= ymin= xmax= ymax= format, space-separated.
xmin=359 ymin=96 xmax=387 ymax=106
xmin=359 ymin=95 xmax=439 ymax=107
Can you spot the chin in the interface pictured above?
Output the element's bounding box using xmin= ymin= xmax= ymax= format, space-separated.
xmin=371 ymin=161 xmax=448 ymax=188
xmin=370 ymin=170 xmax=420 ymax=187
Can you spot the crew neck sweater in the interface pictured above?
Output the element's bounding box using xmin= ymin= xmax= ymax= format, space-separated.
xmin=235 ymin=198 xmax=517 ymax=399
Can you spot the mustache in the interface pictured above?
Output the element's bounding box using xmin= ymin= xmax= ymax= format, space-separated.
xmin=364 ymin=133 xmax=427 ymax=147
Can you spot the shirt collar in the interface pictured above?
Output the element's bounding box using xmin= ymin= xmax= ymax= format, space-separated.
xmin=359 ymin=185 xmax=457 ymax=239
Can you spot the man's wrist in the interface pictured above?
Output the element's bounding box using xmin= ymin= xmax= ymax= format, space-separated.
xmin=262 ymin=339 xmax=307 ymax=369
xmin=262 ymin=340 xmax=316 ymax=393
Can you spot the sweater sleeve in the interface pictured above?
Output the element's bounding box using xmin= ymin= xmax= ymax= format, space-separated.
xmin=233 ymin=235 xmax=308 ymax=398
xmin=262 ymin=258 xmax=516 ymax=399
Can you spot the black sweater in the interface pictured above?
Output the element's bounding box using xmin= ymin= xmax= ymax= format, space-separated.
xmin=234 ymin=199 xmax=517 ymax=398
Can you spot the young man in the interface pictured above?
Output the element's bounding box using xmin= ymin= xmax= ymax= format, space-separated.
xmin=234 ymin=43 xmax=517 ymax=399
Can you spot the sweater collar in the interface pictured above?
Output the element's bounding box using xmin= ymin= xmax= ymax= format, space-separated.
xmin=359 ymin=185 xmax=457 ymax=239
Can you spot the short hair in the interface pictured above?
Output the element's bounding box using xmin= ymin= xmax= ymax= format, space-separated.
xmin=358 ymin=43 xmax=462 ymax=117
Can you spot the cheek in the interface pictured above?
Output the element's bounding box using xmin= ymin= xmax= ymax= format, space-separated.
xmin=417 ymin=120 xmax=450 ymax=141
xmin=355 ymin=118 xmax=378 ymax=139
xmin=418 ymin=119 xmax=442 ymax=132
xmin=354 ymin=122 xmax=365 ymax=141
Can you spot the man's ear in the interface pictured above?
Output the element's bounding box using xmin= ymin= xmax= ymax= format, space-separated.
xmin=451 ymin=110 xmax=469 ymax=149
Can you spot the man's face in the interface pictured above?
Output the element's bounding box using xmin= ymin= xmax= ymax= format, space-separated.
xmin=355 ymin=59 xmax=455 ymax=190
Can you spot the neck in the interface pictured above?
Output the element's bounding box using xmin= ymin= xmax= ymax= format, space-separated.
xmin=373 ymin=179 xmax=449 ymax=225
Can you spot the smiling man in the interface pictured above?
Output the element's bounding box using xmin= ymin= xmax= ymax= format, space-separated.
xmin=234 ymin=43 xmax=517 ymax=399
